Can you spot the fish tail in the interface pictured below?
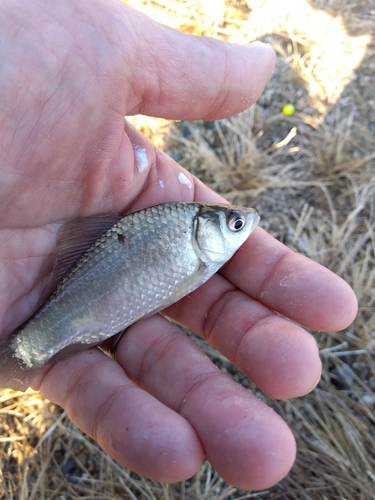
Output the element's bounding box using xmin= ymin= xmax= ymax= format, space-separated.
xmin=0 ymin=336 xmax=38 ymax=391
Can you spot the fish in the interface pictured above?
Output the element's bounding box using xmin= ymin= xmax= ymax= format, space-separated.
xmin=0 ymin=202 xmax=259 ymax=391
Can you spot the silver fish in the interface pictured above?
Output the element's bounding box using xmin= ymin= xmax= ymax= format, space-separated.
xmin=0 ymin=202 xmax=259 ymax=391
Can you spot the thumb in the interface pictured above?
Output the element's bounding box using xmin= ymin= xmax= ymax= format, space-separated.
xmin=117 ymin=4 xmax=276 ymax=119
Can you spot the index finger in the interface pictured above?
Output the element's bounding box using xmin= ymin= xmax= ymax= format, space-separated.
xmin=220 ymin=227 xmax=358 ymax=332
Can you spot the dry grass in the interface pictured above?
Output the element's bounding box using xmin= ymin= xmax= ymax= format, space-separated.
xmin=1 ymin=0 xmax=375 ymax=498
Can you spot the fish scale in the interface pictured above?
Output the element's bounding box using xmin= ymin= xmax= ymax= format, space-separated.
xmin=0 ymin=202 xmax=259 ymax=390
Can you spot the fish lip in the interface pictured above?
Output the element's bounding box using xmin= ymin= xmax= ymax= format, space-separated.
xmin=250 ymin=210 xmax=260 ymax=231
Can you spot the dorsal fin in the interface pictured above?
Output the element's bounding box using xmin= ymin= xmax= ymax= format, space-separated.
xmin=40 ymin=215 xmax=122 ymax=303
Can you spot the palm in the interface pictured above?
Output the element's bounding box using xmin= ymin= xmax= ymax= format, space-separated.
xmin=0 ymin=0 xmax=357 ymax=491
xmin=0 ymin=112 xmax=134 ymax=332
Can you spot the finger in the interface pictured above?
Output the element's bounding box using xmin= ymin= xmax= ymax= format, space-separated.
xmin=220 ymin=227 xmax=358 ymax=331
xmin=38 ymin=348 xmax=204 ymax=483
xmin=119 ymin=121 xmax=226 ymax=213
xmin=120 ymin=4 xmax=276 ymax=119
xmin=164 ymin=272 xmax=321 ymax=399
xmin=116 ymin=314 xmax=296 ymax=491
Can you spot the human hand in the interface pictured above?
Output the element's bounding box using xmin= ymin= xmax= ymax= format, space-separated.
xmin=0 ymin=0 xmax=357 ymax=490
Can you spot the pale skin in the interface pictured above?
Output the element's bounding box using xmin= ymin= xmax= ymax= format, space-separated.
xmin=0 ymin=0 xmax=357 ymax=491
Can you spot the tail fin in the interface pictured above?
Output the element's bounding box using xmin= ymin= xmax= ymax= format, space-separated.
xmin=0 ymin=336 xmax=39 ymax=391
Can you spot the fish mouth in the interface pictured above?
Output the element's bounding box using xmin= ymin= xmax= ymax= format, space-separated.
xmin=250 ymin=210 xmax=260 ymax=231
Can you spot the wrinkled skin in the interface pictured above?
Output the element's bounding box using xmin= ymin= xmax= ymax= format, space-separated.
xmin=0 ymin=0 xmax=357 ymax=491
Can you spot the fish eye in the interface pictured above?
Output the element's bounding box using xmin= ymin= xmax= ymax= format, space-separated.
xmin=227 ymin=211 xmax=246 ymax=232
